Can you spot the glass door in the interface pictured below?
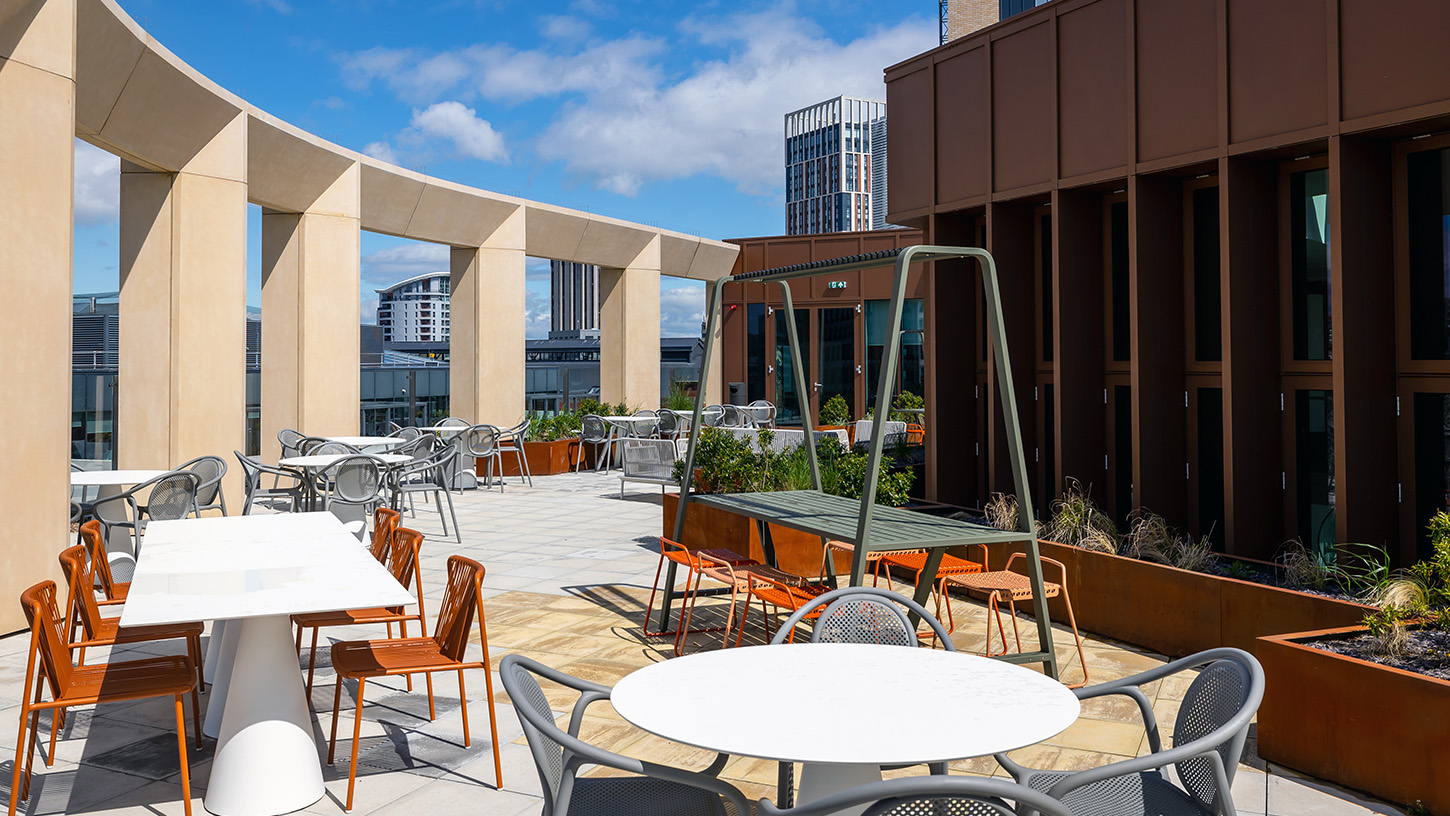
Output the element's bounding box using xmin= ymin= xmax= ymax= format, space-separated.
xmin=817 ymin=308 xmax=856 ymax=425
xmin=774 ymin=308 xmax=810 ymax=425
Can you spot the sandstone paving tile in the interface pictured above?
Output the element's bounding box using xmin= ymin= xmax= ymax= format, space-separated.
xmin=1042 ymin=715 xmax=1147 ymax=757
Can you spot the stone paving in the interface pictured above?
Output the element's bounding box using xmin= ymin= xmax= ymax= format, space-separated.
xmin=1 ymin=471 xmax=1408 ymax=815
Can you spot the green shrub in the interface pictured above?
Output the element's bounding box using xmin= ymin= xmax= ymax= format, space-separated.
xmin=819 ymin=394 xmax=850 ymax=426
xmin=1045 ymin=479 xmax=1118 ymax=554
xmin=1360 ymin=511 xmax=1450 ymax=655
xmin=673 ymin=428 xmax=914 ymax=506
xmin=865 ymin=390 xmax=925 ymax=423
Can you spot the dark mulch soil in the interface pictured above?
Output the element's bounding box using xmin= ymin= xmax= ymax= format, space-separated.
xmin=1208 ymin=560 xmax=1363 ymax=603
xmin=1309 ymin=629 xmax=1450 ymax=681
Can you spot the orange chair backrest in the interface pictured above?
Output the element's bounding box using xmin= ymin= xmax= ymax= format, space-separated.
xmin=387 ymin=528 xmax=426 ymax=623
xmin=80 ymin=520 xmax=120 ymax=600
xmin=370 ymin=507 xmax=402 ymax=563
xmin=58 ymin=544 xmax=105 ymax=641
xmin=20 ymin=581 xmax=73 ymax=696
xmin=432 ymin=555 xmax=484 ymax=663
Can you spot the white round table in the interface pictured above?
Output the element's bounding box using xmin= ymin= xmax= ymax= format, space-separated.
xmin=323 ymin=435 xmax=406 ymax=451
xmin=278 ymin=453 xmax=410 ymax=469
xmin=70 ymin=469 xmax=169 ymax=566
xmin=611 ymin=643 xmax=1080 ymax=815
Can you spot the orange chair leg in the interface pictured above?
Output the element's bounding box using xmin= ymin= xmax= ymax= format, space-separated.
xmin=295 ymin=624 xmax=304 ymax=654
xmin=401 ymin=621 xmax=413 ymax=692
xmin=22 ymin=707 xmax=42 ymax=803
xmin=345 ymin=677 xmax=366 ymax=811
xmin=479 ymin=664 xmax=503 ymax=789
xmin=305 ymin=627 xmax=321 ymax=700
xmin=458 ymin=670 xmax=470 ymax=748
xmin=425 ymin=671 xmax=436 ymax=721
xmin=9 ymin=703 xmax=29 ymax=815
xmin=44 ymin=706 xmax=58 ymax=769
xmin=1059 ymin=585 xmax=1090 ymax=689
xmin=1007 ymin=596 xmax=1024 ymax=652
xmin=327 ymin=676 xmax=344 ymax=764
xmin=191 ymin=687 xmax=202 ymax=746
xmin=174 ymin=695 xmax=193 ymax=816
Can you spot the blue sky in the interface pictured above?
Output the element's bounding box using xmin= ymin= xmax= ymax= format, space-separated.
xmin=72 ymin=0 xmax=935 ymax=336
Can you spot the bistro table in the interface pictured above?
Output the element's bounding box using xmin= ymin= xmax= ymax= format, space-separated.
xmin=279 ymin=452 xmax=410 ymax=510
xmin=122 ymin=512 xmax=415 ymax=816
xmin=69 ymin=468 xmax=168 ymax=566
xmin=322 ymin=435 xmax=407 ymax=452
xmin=612 ymin=643 xmax=1079 ymax=816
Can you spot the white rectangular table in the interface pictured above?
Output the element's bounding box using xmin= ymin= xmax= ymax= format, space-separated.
xmin=122 ymin=512 xmax=415 ymax=816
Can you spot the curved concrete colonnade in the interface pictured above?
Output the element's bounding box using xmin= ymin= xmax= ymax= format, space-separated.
xmin=0 ymin=0 xmax=736 ymax=631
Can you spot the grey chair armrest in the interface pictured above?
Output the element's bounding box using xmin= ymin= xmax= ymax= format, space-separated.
xmin=758 ymin=776 xmax=1074 ymax=816
xmin=1041 ymin=745 xmax=1235 ymax=815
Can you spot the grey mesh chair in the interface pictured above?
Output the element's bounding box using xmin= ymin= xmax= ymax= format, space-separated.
xmin=498 ymin=417 xmax=533 ymax=487
xmin=746 ymin=400 xmax=776 ymax=429
xmin=178 ymin=455 xmax=227 ymax=516
xmin=278 ymin=428 xmax=306 ymax=458
xmin=500 ymin=654 xmax=750 ymax=816
xmin=92 ymin=470 xmax=200 ymax=557
xmin=299 ymin=436 xmax=332 ymax=454
xmin=769 ymin=586 xmax=955 ymax=805
xmin=996 ymin=647 xmax=1265 ymax=816
xmin=575 ymin=415 xmax=612 ymax=472
xmin=757 ymin=776 xmax=1075 ymax=816
xmin=434 ymin=417 xmax=470 ymax=429
xmin=700 ymin=405 xmax=726 ymax=427
xmin=465 ymin=424 xmax=505 ymax=492
xmin=234 ymin=451 xmax=307 ymax=514
xmin=656 ymin=410 xmax=680 ymax=440
xmin=389 ymin=425 xmax=424 ymax=441
xmin=390 ymin=446 xmax=461 ymax=543
xmin=322 ymin=455 xmax=386 ymax=541
xmin=312 ymin=441 xmax=359 ymax=456
xmin=629 ymin=409 xmax=659 ymax=439
xmin=719 ymin=404 xmax=752 ymax=428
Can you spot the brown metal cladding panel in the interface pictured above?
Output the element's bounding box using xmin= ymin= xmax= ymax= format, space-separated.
xmin=1057 ymin=0 xmax=1129 ymax=178
xmin=812 ymin=271 xmax=861 ymax=300
xmin=1135 ymin=0 xmax=1217 ymax=162
xmin=743 ymin=242 xmax=765 ymax=274
xmin=762 ymin=240 xmax=813 ymax=269
xmin=936 ymin=48 xmax=991 ymax=203
xmin=993 ymin=22 xmax=1057 ymax=192
xmin=887 ymin=67 xmax=937 ymax=215
xmin=1227 ymin=0 xmax=1327 ymax=143
xmin=1340 ymin=0 xmax=1450 ymax=121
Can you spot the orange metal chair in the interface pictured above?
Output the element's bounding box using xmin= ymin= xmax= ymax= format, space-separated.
xmin=905 ymin=423 xmax=925 ymax=445
xmin=683 ymin=552 xmax=815 ymax=652
xmin=79 ymin=520 xmax=127 ymax=606
xmin=734 ymin=569 xmax=830 ymax=646
xmin=818 ymin=539 xmax=899 ymax=585
xmin=642 ymin=537 xmax=755 ymax=642
xmin=327 ymin=555 xmax=501 ymax=811
xmin=367 ymin=506 xmax=401 ymax=563
xmin=875 ymin=543 xmax=987 ymax=634
xmin=942 ymin=553 xmax=1089 ymax=688
xmin=10 ymin=581 xmax=200 ymax=816
xmin=293 ymin=526 xmax=429 ymax=700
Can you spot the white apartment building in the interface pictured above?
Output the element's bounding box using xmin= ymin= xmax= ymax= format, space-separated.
xmin=376 ymin=272 xmax=450 ymax=343
xmin=785 ymin=96 xmax=889 ymax=235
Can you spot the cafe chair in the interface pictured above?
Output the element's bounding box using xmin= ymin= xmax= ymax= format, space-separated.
xmin=995 ymin=648 xmax=1264 ymax=816
xmin=322 ymin=454 xmax=386 ymax=540
xmin=465 ymin=424 xmax=506 ymax=493
xmin=745 ymin=399 xmax=776 ymax=428
xmin=11 ymin=581 xmax=201 ymax=816
xmin=641 ymin=537 xmax=756 ymax=653
xmin=735 ymin=570 xmax=829 ymax=647
xmin=498 ymin=416 xmax=533 ymax=487
xmin=278 ymin=428 xmax=307 ymax=458
xmin=79 ymin=520 xmax=128 ymax=606
xmin=941 ymin=553 xmax=1089 ymax=687
xmin=234 ymin=451 xmax=308 ymax=514
xmin=433 ymin=416 xmax=471 ymax=429
xmin=655 ymin=409 xmax=680 ymax=440
xmin=177 ymin=455 xmax=228 ymax=516
xmin=294 ymin=526 xmax=428 ymax=701
xmin=92 ymin=470 xmax=200 ymax=558
xmin=327 ymin=555 xmax=501 ymax=811
xmin=389 ymin=445 xmax=461 ymax=543
xmin=685 ymin=553 xmax=813 ymax=654
xmin=389 ymin=425 xmax=424 ymax=441
xmin=574 ymin=415 xmax=611 ymax=472
xmin=874 ymin=543 xmax=987 ymax=635
xmin=768 ymin=586 xmax=955 ymax=807
xmin=719 ymin=404 xmax=753 ymax=428
xmin=501 ymin=654 xmax=751 ymax=816
xmin=757 ymin=775 xmax=1076 ymax=816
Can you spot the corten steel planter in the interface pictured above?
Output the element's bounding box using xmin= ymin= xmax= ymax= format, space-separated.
xmin=490 ymin=439 xmax=584 ymax=477
xmin=1257 ymin=626 xmax=1450 ymax=815
xmin=974 ymin=541 xmax=1371 ymax=657
xmin=662 ymin=492 xmax=850 ymax=578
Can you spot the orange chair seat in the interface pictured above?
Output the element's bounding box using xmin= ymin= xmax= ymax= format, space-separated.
xmin=692 ymin=548 xmax=756 ymax=566
xmin=293 ymin=607 xmax=411 ymax=628
xmin=87 ymin=618 xmax=203 ymax=646
xmin=945 ymin=570 xmax=1061 ymax=601
xmin=331 ymin=637 xmax=477 ymax=678
xmin=703 ymin=563 xmax=807 ymax=588
xmin=879 ymin=550 xmax=983 ymax=577
xmin=52 ymin=655 xmax=196 ymax=706
xmin=99 ymin=582 xmax=129 ymax=604
xmin=748 ymin=581 xmax=828 ymax=612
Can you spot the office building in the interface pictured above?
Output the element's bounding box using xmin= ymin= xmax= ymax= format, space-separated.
xmin=376 ymin=272 xmax=450 ymax=343
xmin=785 ymin=97 xmax=888 ymax=235
xmin=550 ymin=260 xmax=600 ymax=340
xmin=941 ymin=0 xmax=999 ymax=43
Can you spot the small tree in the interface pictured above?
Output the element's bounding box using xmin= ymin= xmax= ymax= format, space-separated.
xmin=818 ymin=394 xmax=850 ymax=426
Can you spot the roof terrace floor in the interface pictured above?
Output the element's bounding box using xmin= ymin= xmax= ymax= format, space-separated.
xmin=1 ymin=472 xmax=1405 ymax=815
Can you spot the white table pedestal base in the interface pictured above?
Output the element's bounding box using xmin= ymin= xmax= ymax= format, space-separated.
xmin=797 ymin=762 xmax=882 ymax=816
xmin=205 ymin=614 xmax=323 ymax=816
xmin=203 ymin=620 xmax=229 ymax=685
xmin=202 ymin=620 xmax=241 ymax=739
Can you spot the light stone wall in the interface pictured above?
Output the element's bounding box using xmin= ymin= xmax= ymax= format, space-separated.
xmin=599 ymin=237 xmax=663 ymax=409
xmin=947 ymin=0 xmax=998 ymax=40
xmin=449 ymin=207 xmax=527 ymax=426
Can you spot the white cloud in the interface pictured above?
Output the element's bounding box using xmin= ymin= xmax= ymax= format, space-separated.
xmin=409 ymin=102 xmax=508 ymax=162
xmin=660 ymin=284 xmax=704 ymax=337
xmin=337 ymin=8 xmax=932 ymax=197
xmin=540 ymin=14 xmax=592 ymax=41
xmin=363 ymin=140 xmax=399 ymax=164
xmin=74 ymin=139 xmax=120 ymax=227
xmin=524 ymin=288 xmax=551 ymax=339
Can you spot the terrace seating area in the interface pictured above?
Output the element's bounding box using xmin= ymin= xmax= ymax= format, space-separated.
xmin=2 ymin=470 xmax=1402 ymax=816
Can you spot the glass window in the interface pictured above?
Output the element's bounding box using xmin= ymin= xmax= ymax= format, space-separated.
xmin=746 ymin=304 xmax=767 ymax=402
xmin=1192 ymin=186 xmax=1222 ymax=362
xmin=1113 ymin=385 xmax=1133 ymax=525
xmin=1414 ymin=393 xmax=1450 ymax=561
xmin=1295 ymin=389 xmax=1336 ymax=557
xmin=1110 ymin=201 xmax=1131 ymax=362
xmin=1291 ymin=168 xmax=1332 ymax=360
xmin=1408 ymin=147 xmax=1450 ymax=360
xmin=775 ymin=309 xmax=810 ymax=425
xmin=1039 ymin=212 xmax=1053 ymax=362
xmin=865 ymin=299 xmax=924 ymax=411
xmin=1196 ymin=387 xmax=1224 ymax=546
xmin=818 ymin=308 xmax=856 ymax=421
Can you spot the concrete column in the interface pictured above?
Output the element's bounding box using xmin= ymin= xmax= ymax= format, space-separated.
xmin=260 ymin=163 xmax=361 ymax=462
xmin=119 ymin=112 xmax=247 ymax=500
xmin=599 ymin=237 xmax=662 ymax=409
xmin=450 ymin=207 xmax=526 ymax=424
xmin=0 ymin=0 xmax=75 ymax=633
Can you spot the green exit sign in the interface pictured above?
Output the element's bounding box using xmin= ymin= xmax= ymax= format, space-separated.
xmin=827 ymin=281 xmax=847 ymax=289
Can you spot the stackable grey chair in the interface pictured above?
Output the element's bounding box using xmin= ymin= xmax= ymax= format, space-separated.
xmin=92 ymin=470 xmax=200 ymax=557
xmin=628 ymin=409 xmax=659 ymax=440
xmin=434 ymin=417 xmax=470 ymax=429
xmin=235 ymin=451 xmax=307 ymax=514
xmin=719 ymin=404 xmax=753 ymax=428
xmin=278 ymin=428 xmax=306 ymax=458
xmin=299 ymin=436 xmax=331 ymax=455
xmin=501 ymin=654 xmax=750 ymax=816
xmin=758 ymin=776 xmax=1076 ymax=816
xmin=178 ymin=454 xmax=227 ymax=515
xmin=745 ymin=400 xmax=777 ymax=429
xmin=312 ymin=441 xmax=359 ymax=456
xmin=700 ymin=405 xmax=726 ymax=427
xmin=575 ymin=415 xmax=612 ymax=472
xmin=465 ymin=424 xmax=505 ymax=492
xmin=389 ymin=425 xmax=424 ymax=442
xmin=498 ymin=417 xmax=533 ymax=487
xmin=656 ymin=410 xmax=680 ymax=440
xmin=390 ymin=445 xmax=461 ymax=542
xmin=996 ymin=647 xmax=1265 ymax=816
xmin=769 ymin=586 xmax=955 ymax=806
xmin=322 ymin=455 xmax=386 ymax=541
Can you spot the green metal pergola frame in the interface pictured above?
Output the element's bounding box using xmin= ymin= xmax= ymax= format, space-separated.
xmin=666 ymin=245 xmax=1058 ymax=677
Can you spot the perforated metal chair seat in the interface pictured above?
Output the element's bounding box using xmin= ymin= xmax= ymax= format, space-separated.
xmin=944 ymin=570 xmax=1059 ymax=601
xmin=566 ymin=775 xmax=737 ymax=816
xmin=1021 ymin=769 xmax=1210 ymax=816
xmin=879 ymin=550 xmax=983 ymax=578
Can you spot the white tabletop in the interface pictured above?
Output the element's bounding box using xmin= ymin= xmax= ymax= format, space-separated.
xmin=612 ymin=643 xmax=1080 ymax=766
xmin=278 ymin=452 xmax=410 ymax=468
xmin=323 ymin=435 xmax=405 ymax=448
xmin=120 ymin=512 xmax=415 ymax=626
xmin=601 ymin=415 xmax=655 ymax=422
xmin=69 ymin=469 xmax=168 ymax=486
